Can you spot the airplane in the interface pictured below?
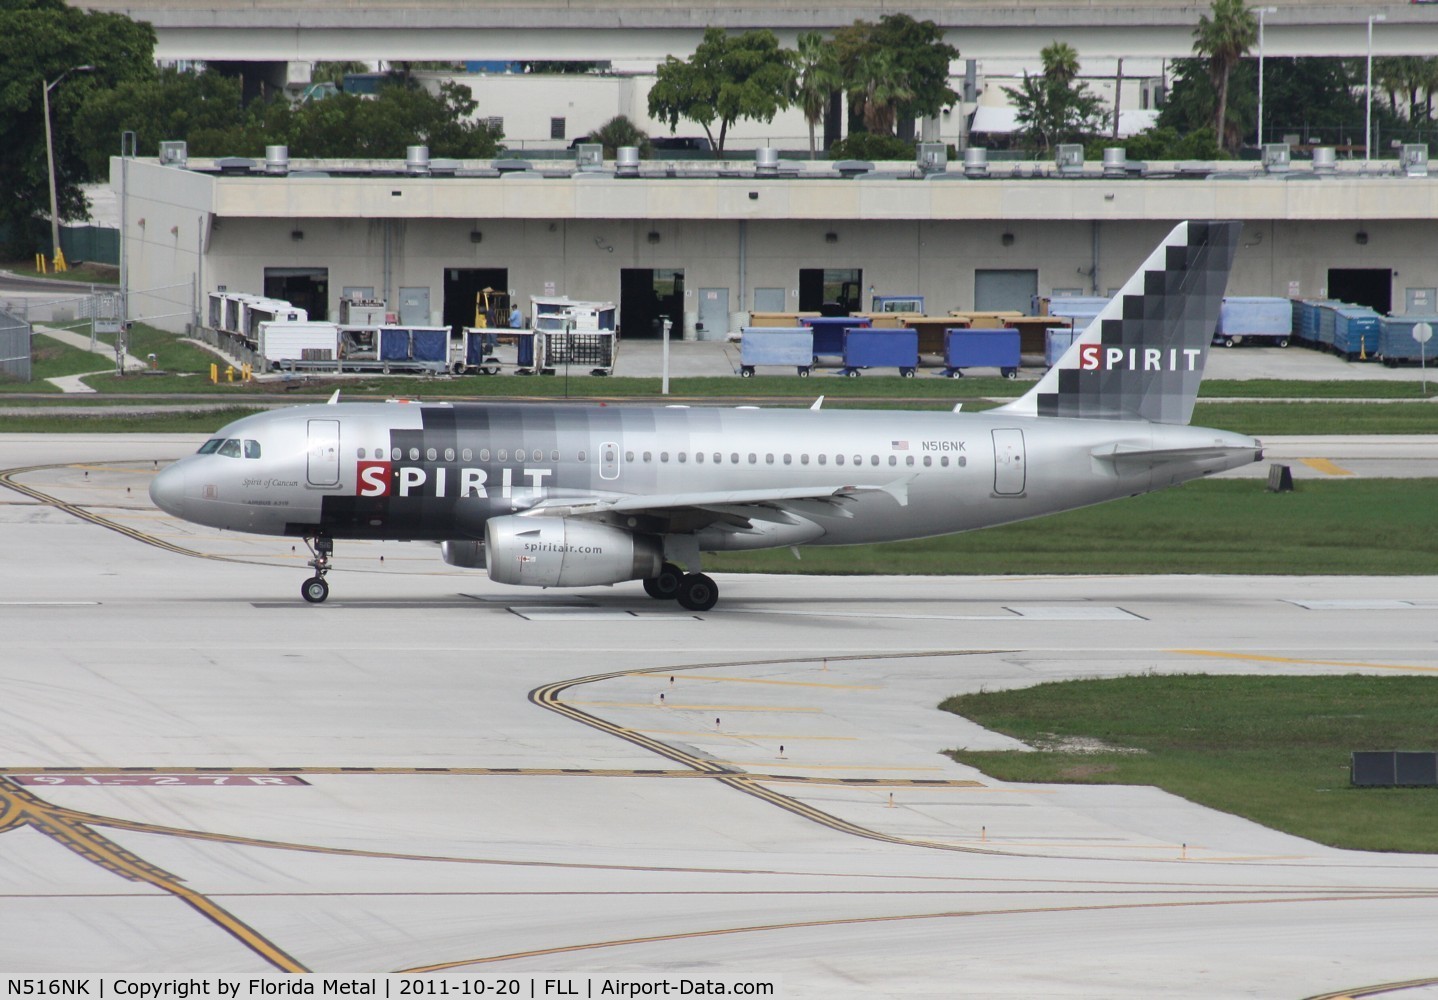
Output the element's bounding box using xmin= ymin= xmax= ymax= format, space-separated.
xmin=149 ymin=220 xmax=1262 ymax=611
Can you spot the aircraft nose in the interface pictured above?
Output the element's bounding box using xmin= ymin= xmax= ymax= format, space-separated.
xmin=149 ymin=463 xmax=186 ymax=518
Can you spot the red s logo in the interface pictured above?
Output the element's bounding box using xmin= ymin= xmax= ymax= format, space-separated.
xmin=1078 ymin=344 xmax=1100 ymax=370
xmin=357 ymin=461 xmax=391 ymax=497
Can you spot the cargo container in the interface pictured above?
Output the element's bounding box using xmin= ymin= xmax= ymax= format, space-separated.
xmin=1215 ymin=296 xmax=1293 ymax=347
xmin=257 ymin=321 xmax=339 ymax=370
xmin=802 ymin=316 xmax=872 ymax=363
xmin=1332 ymin=306 xmax=1382 ymax=360
xmin=1379 ymin=314 xmax=1438 ymax=365
xmin=740 ymin=327 xmax=814 ymax=377
xmin=942 ymin=328 xmax=1020 ymax=378
xmin=1045 ymin=328 xmax=1079 ymax=367
xmin=840 ymin=328 xmax=918 ymax=377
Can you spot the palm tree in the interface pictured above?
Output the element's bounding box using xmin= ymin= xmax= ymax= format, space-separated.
xmin=848 ymin=49 xmax=913 ymax=136
xmin=588 ymin=115 xmax=650 ymax=158
xmin=1192 ymin=0 xmax=1257 ymax=153
xmin=1041 ymin=41 xmax=1081 ymax=88
xmin=795 ymin=31 xmax=842 ymax=159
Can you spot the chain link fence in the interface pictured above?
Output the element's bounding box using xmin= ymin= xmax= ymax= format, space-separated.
xmin=0 ymin=308 xmax=32 ymax=382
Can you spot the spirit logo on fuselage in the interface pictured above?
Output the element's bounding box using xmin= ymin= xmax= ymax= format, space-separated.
xmin=1078 ymin=345 xmax=1202 ymax=372
xmin=357 ymin=461 xmax=552 ymax=499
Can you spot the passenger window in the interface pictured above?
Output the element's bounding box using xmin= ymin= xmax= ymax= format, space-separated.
xmin=217 ymin=439 xmax=242 ymax=458
xmin=551 ymin=450 xmax=559 ymax=462
xmin=888 ymin=456 xmax=896 ymax=466
xmin=626 ymin=451 xmax=635 ymax=463
xmin=941 ymin=456 xmax=950 ymax=467
xmin=516 ymin=449 xmax=526 ymax=462
xmin=783 ymin=455 xmax=792 ymax=465
xmin=923 ymin=456 xmax=933 ymax=467
xmin=462 ymin=449 xmax=473 ymax=462
xmin=765 ymin=454 xmax=774 ymax=465
xmin=578 ymin=451 xmax=587 ymax=462
xmin=714 ymin=453 xmax=722 ymax=464
xmin=426 ymin=448 xmax=437 ymax=462
xmin=643 ymin=451 xmax=652 ymax=462
xmin=906 ymin=455 xmax=915 ymax=466
xmin=391 ymin=447 xmax=402 ymax=461
xmin=818 ymin=455 xmax=827 ymax=466
xmin=836 ymin=455 xmax=845 ymax=466
xmin=800 ymin=455 xmax=809 ymax=465
xmin=959 ymin=456 xmax=967 ymax=467
xmin=409 ymin=448 xmax=420 ymax=461
xmin=748 ymin=454 xmax=757 ymax=464
xmin=197 ymin=439 xmax=222 ymax=455
xmin=244 ymin=440 xmax=261 ymax=459
xmin=660 ymin=452 xmax=669 ymax=463
xmin=480 ymin=449 xmax=491 ymax=462
xmin=498 ymin=449 xmax=508 ymax=462
xmin=445 ymin=448 xmax=455 ymax=462
xmin=355 ymin=448 xmax=366 ymax=459
xmin=871 ymin=456 xmax=879 ymax=466
xmin=730 ymin=453 xmax=739 ymax=464
xmin=678 ymin=453 xmax=687 ymax=463
xmin=854 ymin=455 xmax=862 ymax=466
xmin=695 ymin=452 xmax=703 ymax=463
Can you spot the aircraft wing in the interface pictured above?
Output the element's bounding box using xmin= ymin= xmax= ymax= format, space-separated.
xmin=523 ymin=479 xmax=913 ymax=532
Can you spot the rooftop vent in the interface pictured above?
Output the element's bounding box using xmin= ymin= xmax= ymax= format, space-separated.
xmin=1311 ymin=147 xmax=1337 ymax=175
xmin=755 ymin=147 xmax=780 ymax=176
xmin=264 ymin=145 xmax=289 ymax=176
xmin=963 ymin=147 xmax=989 ymax=178
xmin=1101 ymin=147 xmax=1127 ymax=178
xmin=615 ymin=146 xmax=640 ymax=178
xmin=495 ymin=159 xmax=533 ymax=174
xmin=405 ymin=145 xmax=430 ymax=176
xmin=833 ymin=159 xmax=873 ymax=179
xmin=214 ymin=157 xmax=255 ymax=176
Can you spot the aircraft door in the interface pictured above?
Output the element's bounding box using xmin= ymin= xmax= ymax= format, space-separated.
xmin=307 ymin=419 xmax=341 ymax=487
xmin=600 ymin=441 xmax=620 ymax=481
xmin=991 ymin=428 xmax=1026 ymax=496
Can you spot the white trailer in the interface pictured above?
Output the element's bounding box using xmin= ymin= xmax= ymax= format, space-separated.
xmin=257 ymin=321 xmax=340 ymax=370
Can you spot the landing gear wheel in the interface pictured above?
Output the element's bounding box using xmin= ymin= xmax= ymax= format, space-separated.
xmin=676 ymin=572 xmax=718 ymax=612
xmin=302 ymin=535 xmax=334 ymax=604
xmin=301 ymin=576 xmax=329 ymax=604
xmin=643 ymin=562 xmax=685 ymax=600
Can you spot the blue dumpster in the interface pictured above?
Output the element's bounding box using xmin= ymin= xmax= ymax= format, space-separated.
xmin=1379 ymin=314 xmax=1438 ymax=365
xmin=943 ymin=328 xmax=1021 ymax=378
xmin=802 ymin=316 xmax=871 ymax=362
xmin=1332 ymin=307 xmax=1381 ymax=359
xmin=840 ymin=328 xmax=919 ymax=377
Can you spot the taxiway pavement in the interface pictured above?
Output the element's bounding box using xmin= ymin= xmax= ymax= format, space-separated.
xmin=0 ymin=435 xmax=1435 ymax=997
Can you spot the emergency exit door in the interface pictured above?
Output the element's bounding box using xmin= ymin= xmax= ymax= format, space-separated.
xmin=307 ymin=419 xmax=341 ymax=487
xmin=992 ymin=428 xmax=1026 ymax=496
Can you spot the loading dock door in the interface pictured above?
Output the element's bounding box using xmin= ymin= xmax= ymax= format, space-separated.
xmin=992 ymin=428 xmax=1026 ymax=496
xmin=976 ymin=269 xmax=1038 ymax=314
xmin=307 ymin=419 xmax=341 ymax=488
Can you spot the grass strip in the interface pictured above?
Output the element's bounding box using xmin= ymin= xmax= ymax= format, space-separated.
xmin=707 ymin=479 xmax=1438 ymax=576
xmin=942 ymin=674 xmax=1438 ymax=853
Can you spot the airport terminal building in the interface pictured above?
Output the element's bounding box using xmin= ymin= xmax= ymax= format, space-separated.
xmin=115 ymin=146 xmax=1438 ymax=339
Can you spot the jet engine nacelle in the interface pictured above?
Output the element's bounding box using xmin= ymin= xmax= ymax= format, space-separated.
xmin=439 ymin=540 xmax=486 ymax=569
xmin=484 ymin=515 xmax=663 ymax=587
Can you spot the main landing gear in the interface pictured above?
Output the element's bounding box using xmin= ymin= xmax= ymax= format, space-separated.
xmin=301 ymin=535 xmax=333 ymax=604
xmin=643 ymin=561 xmax=719 ymax=612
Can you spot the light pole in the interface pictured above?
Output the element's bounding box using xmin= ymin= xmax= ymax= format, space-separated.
xmin=1256 ymin=7 xmax=1277 ymax=150
xmin=1365 ymin=13 xmax=1386 ymax=164
xmin=42 ymin=64 xmax=94 ymax=271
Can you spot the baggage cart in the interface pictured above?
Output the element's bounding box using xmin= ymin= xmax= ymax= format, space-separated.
xmin=942 ymin=328 xmax=1021 ymax=378
xmin=543 ymin=329 xmax=618 ymax=375
xmin=840 ymin=328 xmax=918 ymax=377
xmin=257 ymin=321 xmax=340 ymax=371
xmin=1332 ymin=306 xmax=1381 ymax=360
xmin=1214 ymin=296 xmax=1293 ymax=347
xmin=739 ymin=327 xmax=814 ymax=377
xmin=1045 ymin=328 xmax=1078 ymax=368
xmin=455 ymin=327 xmax=502 ymax=375
xmin=801 ymin=316 xmax=871 ymax=363
xmin=377 ymin=326 xmax=450 ymax=374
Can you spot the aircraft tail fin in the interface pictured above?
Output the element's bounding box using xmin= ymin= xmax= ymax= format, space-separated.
xmin=996 ymin=220 xmax=1241 ymax=425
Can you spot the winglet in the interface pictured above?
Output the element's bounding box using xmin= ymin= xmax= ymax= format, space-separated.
xmin=810 ymin=396 xmax=825 ymax=411
xmin=327 ymin=389 xmax=341 ymax=405
xmin=879 ymin=475 xmax=916 ymax=507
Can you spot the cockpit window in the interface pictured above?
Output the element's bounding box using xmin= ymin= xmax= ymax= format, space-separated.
xmin=244 ymin=440 xmax=261 ymax=459
xmin=197 ymin=439 xmax=223 ymax=455
xmin=217 ymin=439 xmax=242 ymax=458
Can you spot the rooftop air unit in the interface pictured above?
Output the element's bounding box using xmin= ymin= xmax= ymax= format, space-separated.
xmin=405 ymin=145 xmax=430 ymax=176
xmin=1401 ymin=143 xmax=1429 ymax=177
xmin=575 ymin=143 xmax=603 ymax=171
xmin=158 ymin=140 xmax=188 ymax=168
xmin=1261 ymin=143 xmax=1291 ymax=173
xmin=916 ymin=142 xmax=947 ymax=175
xmin=963 ymin=147 xmax=989 ymax=178
xmin=1055 ymin=144 xmax=1084 ymax=175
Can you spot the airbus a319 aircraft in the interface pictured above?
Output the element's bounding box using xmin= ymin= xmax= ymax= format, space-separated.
xmin=150 ymin=220 xmax=1262 ymax=610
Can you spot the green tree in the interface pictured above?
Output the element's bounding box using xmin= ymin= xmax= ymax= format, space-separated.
xmin=587 ymin=114 xmax=650 ymax=158
xmin=1004 ymin=42 xmax=1110 ymax=152
xmin=312 ymin=61 xmax=368 ymax=87
xmin=647 ymin=27 xmax=796 ymax=155
xmin=794 ymin=31 xmax=841 ymax=159
xmin=848 ymin=49 xmax=914 ymax=135
xmin=71 ymin=67 xmax=246 ymax=178
xmin=0 ymin=0 xmax=155 ymax=253
xmin=273 ymin=81 xmax=501 ymax=158
xmin=1192 ymin=0 xmax=1257 ymax=153
xmin=832 ymin=16 xmax=957 ymax=140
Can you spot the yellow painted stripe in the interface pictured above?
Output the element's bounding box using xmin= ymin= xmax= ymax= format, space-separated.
xmin=718 ymin=762 xmax=946 ymax=772
xmin=567 ymin=701 xmax=823 ymax=713
xmin=633 ymin=674 xmax=880 ymax=691
xmin=1172 ymin=649 xmax=1438 ymax=674
xmin=1299 ymin=457 xmax=1355 ymax=476
xmin=639 ymin=730 xmax=858 ymax=741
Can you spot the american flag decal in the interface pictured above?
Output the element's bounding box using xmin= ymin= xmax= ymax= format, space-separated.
xmin=891 ymin=440 xmax=909 ymax=450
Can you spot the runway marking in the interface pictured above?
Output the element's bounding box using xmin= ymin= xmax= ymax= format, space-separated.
xmin=1300 ymin=457 xmax=1356 ymax=476
xmin=719 ymin=763 xmax=948 ymax=773
xmin=1304 ymin=977 xmax=1438 ymax=1000
xmin=1173 ymin=649 xmax=1438 ymax=674
xmin=568 ymin=700 xmax=823 ymax=712
xmin=1288 ymin=599 xmax=1438 ymax=611
xmin=401 ymin=891 xmax=1438 ymax=972
xmin=640 ymin=730 xmax=859 ymax=741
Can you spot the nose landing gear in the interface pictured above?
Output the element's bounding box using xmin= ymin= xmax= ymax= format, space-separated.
xmin=301 ymin=535 xmax=333 ymax=603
